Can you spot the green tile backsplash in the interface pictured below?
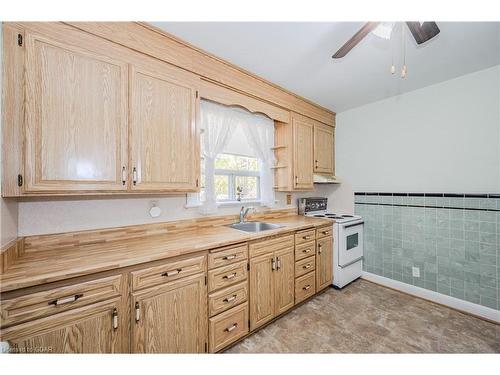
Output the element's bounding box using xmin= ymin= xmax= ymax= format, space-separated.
xmin=354 ymin=193 xmax=499 ymax=311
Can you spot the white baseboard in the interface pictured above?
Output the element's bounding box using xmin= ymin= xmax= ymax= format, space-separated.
xmin=361 ymin=272 xmax=500 ymax=323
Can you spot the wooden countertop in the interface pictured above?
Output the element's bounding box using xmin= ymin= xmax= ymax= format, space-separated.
xmin=0 ymin=216 xmax=332 ymax=293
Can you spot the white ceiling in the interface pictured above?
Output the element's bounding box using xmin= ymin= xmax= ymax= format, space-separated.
xmin=151 ymin=22 xmax=500 ymax=113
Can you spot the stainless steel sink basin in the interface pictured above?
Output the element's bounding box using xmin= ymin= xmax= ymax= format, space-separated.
xmin=227 ymin=221 xmax=282 ymax=233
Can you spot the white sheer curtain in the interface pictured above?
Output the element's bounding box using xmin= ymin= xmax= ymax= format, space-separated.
xmin=200 ymin=101 xmax=237 ymax=214
xmin=240 ymin=113 xmax=275 ymax=207
xmin=198 ymin=100 xmax=275 ymax=213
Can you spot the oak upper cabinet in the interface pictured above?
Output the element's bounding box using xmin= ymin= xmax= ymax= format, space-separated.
xmin=292 ymin=113 xmax=314 ymax=190
xmin=1 ymin=299 xmax=127 ymax=354
xmin=130 ymin=58 xmax=200 ymax=192
xmin=132 ymin=274 xmax=207 ymax=353
xmin=313 ymin=122 xmax=335 ymax=175
xmin=316 ymin=236 xmax=334 ymax=291
xmin=23 ymin=28 xmax=129 ymax=193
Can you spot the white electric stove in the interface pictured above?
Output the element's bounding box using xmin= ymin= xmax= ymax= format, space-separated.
xmin=298 ymin=197 xmax=364 ymax=288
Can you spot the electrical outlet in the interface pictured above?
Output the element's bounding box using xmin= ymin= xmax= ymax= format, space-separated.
xmin=412 ymin=266 xmax=420 ymax=278
xmin=286 ymin=194 xmax=292 ymax=205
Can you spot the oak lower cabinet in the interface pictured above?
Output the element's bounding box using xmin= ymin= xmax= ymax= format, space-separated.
xmin=249 ymin=237 xmax=295 ymax=331
xmin=1 ymin=299 xmax=126 ymax=354
xmin=316 ymin=234 xmax=334 ymax=291
xmin=131 ymin=273 xmax=207 ymax=353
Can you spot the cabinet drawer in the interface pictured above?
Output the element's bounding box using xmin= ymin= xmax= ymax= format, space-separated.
xmin=295 ymin=229 xmax=315 ymax=245
xmin=295 ymin=255 xmax=316 ymax=278
xmin=295 ymin=240 xmax=315 ymax=261
xmin=295 ymin=272 xmax=316 ymax=304
xmin=249 ymin=234 xmax=294 ymax=258
xmin=209 ymin=302 xmax=249 ymax=353
xmin=208 ymin=243 xmax=248 ymax=270
xmin=131 ymin=254 xmax=206 ymax=291
xmin=208 ymin=282 xmax=248 ymax=317
xmin=207 ymin=261 xmax=247 ymax=292
xmin=316 ymin=225 xmax=333 ymax=239
xmin=1 ymin=275 xmax=122 ymax=328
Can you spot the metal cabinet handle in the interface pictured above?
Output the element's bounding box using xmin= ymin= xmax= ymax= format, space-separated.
xmin=315 ymin=160 xmax=319 ymax=169
xmin=162 ymin=268 xmax=182 ymax=277
xmin=318 ymin=243 xmax=323 ymax=254
xmin=135 ymin=302 xmax=140 ymax=322
xmin=48 ymin=293 xmax=83 ymax=306
xmin=121 ymin=166 xmax=126 ymax=186
xmin=225 ymin=323 xmax=238 ymax=332
xmin=271 ymin=257 xmax=277 ymax=271
xmin=133 ymin=167 xmax=137 ymax=185
xmin=223 ymin=295 xmax=237 ymax=303
xmin=222 ymin=254 xmax=237 ymax=260
xmin=276 ymin=257 xmax=281 ymax=270
xmin=223 ymin=272 xmax=237 ymax=280
xmin=303 ymin=285 xmax=311 ymax=291
xmin=112 ymin=308 xmax=118 ymax=329
xmin=303 ymin=263 xmax=312 ymax=269
xmin=295 ymin=176 xmax=298 ymax=184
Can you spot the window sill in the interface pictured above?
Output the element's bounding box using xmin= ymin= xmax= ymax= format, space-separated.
xmin=218 ymin=200 xmax=262 ymax=207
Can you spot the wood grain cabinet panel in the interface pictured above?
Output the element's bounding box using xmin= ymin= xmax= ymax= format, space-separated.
xmin=249 ymin=252 xmax=275 ymax=331
xmin=295 ymin=272 xmax=316 ymax=304
xmin=295 ymin=241 xmax=315 ymax=261
xmin=130 ymin=58 xmax=200 ymax=192
xmin=274 ymin=247 xmax=295 ymax=315
xmin=1 ymin=299 xmax=127 ymax=353
xmin=292 ymin=113 xmax=314 ymax=190
xmin=132 ymin=273 xmax=207 ymax=353
xmin=24 ymin=30 xmax=129 ymax=193
xmin=208 ymin=282 xmax=248 ymax=318
xmin=316 ymin=236 xmax=333 ymax=291
xmin=313 ymin=122 xmax=335 ymax=175
xmin=207 ymin=261 xmax=247 ymax=292
xmin=316 ymin=225 xmax=333 ymax=239
xmin=295 ymin=229 xmax=315 ymax=245
xmin=295 ymin=255 xmax=316 ymax=278
xmin=208 ymin=244 xmax=248 ymax=270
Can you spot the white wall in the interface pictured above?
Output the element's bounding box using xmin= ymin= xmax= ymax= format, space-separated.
xmin=0 ymin=24 xmax=19 ymax=247
xmin=336 ymin=65 xmax=500 ymax=193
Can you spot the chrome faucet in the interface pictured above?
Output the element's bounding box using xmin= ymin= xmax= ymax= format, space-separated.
xmin=239 ymin=206 xmax=255 ymax=223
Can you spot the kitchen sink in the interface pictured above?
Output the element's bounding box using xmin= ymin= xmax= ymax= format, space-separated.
xmin=227 ymin=221 xmax=282 ymax=233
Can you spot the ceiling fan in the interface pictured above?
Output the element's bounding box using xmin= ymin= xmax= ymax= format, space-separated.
xmin=332 ymin=22 xmax=440 ymax=59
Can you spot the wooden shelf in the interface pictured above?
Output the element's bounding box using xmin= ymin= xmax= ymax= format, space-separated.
xmin=270 ymin=145 xmax=287 ymax=150
xmin=271 ymin=165 xmax=287 ymax=169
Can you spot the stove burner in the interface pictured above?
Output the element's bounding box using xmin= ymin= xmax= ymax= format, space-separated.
xmin=341 ymin=214 xmax=354 ymax=218
xmin=314 ymin=214 xmax=326 ymax=218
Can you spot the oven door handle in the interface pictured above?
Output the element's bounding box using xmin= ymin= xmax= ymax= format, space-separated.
xmin=343 ymin=221 xmax=364 ymax=229
xmin=339 ymin=256 xmax=364 ymax=269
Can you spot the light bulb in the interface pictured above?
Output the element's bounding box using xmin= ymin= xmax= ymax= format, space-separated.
xmin=401 ymin=65 xmax=407 ymax=79
xmin=391 ymin=65 xmax=396 ymax=74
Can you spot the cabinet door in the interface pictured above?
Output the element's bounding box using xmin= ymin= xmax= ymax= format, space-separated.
xmin=130 ymin=59 xmax=199 ymax=192
xmin=313 ymin=123 xmax=335 ymax=175
xmin=24 ymin=30 xmax=128 ymax=192
xmin=292 ymin=114 xmax=314 ymax=190
xmin=274 ymin=247 xmax=295 ymax=315
xmin=132 ymin=274 xmax=207 ymax=353
xmin=316 ymin=236 xmax=333 ymax=291
xmin=249 ymin=252 xmax=275 ymax=331
xmin=1 ymin=299 xmax=126 ymax=353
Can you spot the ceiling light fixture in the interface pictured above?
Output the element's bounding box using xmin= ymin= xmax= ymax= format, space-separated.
xmin=372 ymin=22 xmax=395 ymax=40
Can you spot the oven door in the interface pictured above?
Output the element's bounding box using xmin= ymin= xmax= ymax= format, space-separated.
xmin=338 ymin=220 xmax=364 ymax=268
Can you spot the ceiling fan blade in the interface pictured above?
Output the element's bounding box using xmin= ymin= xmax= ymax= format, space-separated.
xmin=406 ymin=22 xmax=440 ymax=44
xmin=332 ymin=22 xmax=380 ymax=58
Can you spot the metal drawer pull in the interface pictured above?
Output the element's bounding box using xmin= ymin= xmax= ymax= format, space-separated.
xmin=225 ymin=323 xmax=238 ymax=332
xmin=162 ymin=268 xmax=182 ymax=277
xmin=223 ymin=273 xmax=237 ymax=280
xmin=322 ymin=230 xmax=330 ymax=235
xmin=223 ymin=295 xmax=237 ymax=303
xmin=222 ymin=254 xmax=237 ymax=260
xmin=302 ymin=235 xmax=311 ymax=240
xmin=302 ymin=248 xmax=311 ymax=253
xmin=135 ymin=302 xmax=141 ymax=322
xmin=112 ymin=308 xmax=118 ymax=329
xmin=303 ymin=264 xmax=312 ymax=269
xmin=48 ymin=293 xmax=83 ymax=306
xmin=303 ymin=285 xmax=311 ymax=291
